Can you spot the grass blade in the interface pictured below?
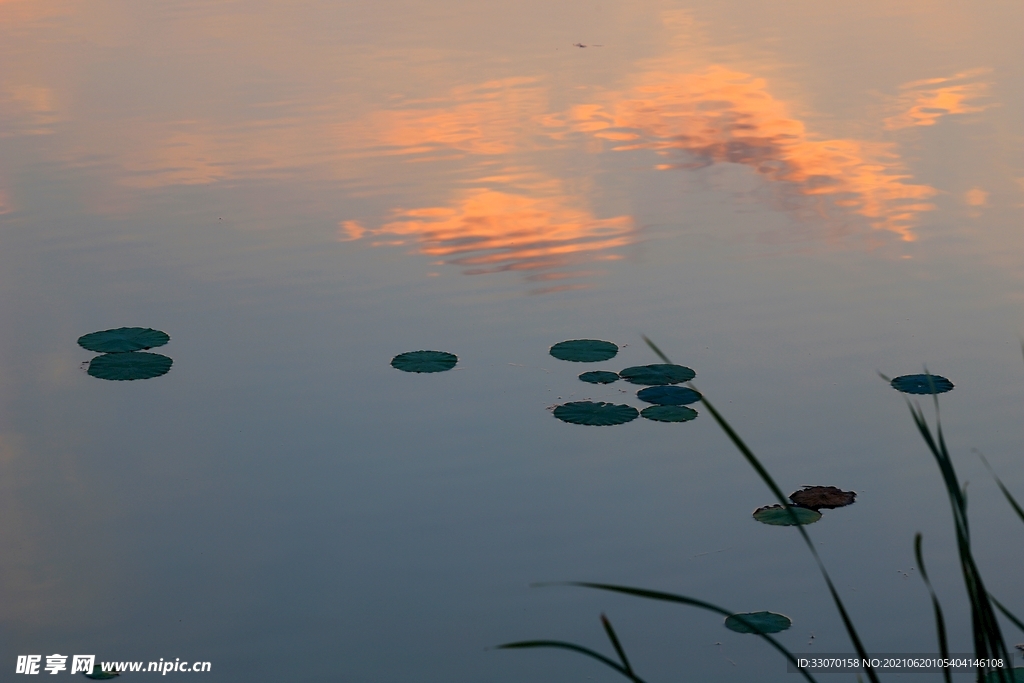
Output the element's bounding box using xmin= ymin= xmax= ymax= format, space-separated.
xmin=977 ymin=451 xmax=1024 ymax=526
xmin=600 ymin=613 xmax=635 ymax=676
xmin=562 ymin=582 xmax=820 ymax=683
xmin=641 ymin=335 xmax=879 ymax=683
xmin=496 ymin=640 xmax=646 ymax=683
xmin=991 ymin=596 xmax=1024 ymax=636
xmin=915 ymin=533 xmax=953 ymax=683
xmin=905 ymin=392 xmax=1012 ymax=680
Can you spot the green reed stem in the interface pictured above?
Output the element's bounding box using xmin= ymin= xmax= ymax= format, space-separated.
xmin=642 ymin=335 xmax=879 ymax=683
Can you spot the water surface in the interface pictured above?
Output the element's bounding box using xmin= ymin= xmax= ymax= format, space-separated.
xmin=2 ymin=0 xmax=1023 ymax=680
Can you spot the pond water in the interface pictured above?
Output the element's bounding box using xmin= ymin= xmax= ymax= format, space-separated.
xmin=2 ymin=0 xmax=1023 ymax=680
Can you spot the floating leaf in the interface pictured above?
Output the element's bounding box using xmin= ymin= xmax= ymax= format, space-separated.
xmin=637 ymin=386 xmax=701 ymax=405
xmin=553 ymin=401 xmax=638 ymax=426
xmin=77 ymin=327 xmax=169 ymax=353
xmin=579 ymin=371 xmax=619 ymax=385
xmin=890 ymin=374 xmax=954 ymax=395
xmin=618 ymin=364 xmax=695 ymax=385
xmin=752 ymin=504 xmax=821 ymax=526
xmin=550 ymin=339 xmax=618 ymax=362
xmin=724 ymin=611 xmax=792 ymax=635
xmin=983 ymin=669 xmax=1024 ymax=683
xmin=87 ymin=352 xmax=173 ymax=381
xmin=789 ymin=486 xmax=856 ymax=511
xmin=641 ymin=405 xmax=698 ymax=422
xmin=84 ymin=665 xmax=120 ymax=679
xmin=391 ymin=350 xmax=458 ymax=373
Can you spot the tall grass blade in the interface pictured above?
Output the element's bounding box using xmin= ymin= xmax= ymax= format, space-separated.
xmin=915 ymin=533 xmax=953 ymax=683
xmin=906 ymin=391 xmax=1013 ymax=682
xmin=642 ymin=335 xmax=879 ymax=683
xmin=497 ymin=639 xmax=646 ymax=683
xmin=977 ymin=452 xmax=1024 ymax=526
xmin=600 ymin=613 xmax=635 ymax=676
xmin=566 ymin=582 xmax=819 ymax=683
xmin=991 ymin=596 xmax=1024 ymax=636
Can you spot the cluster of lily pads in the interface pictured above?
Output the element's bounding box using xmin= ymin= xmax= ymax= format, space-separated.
xmin=752 ymin=485 xmax=857 ymax=527
xmin=548 ymin=339 xmax=700 ymax=425
xmin=78 ymin=327 xmax=173 ymax=381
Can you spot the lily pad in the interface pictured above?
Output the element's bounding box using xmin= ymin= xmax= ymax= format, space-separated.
xmin=391 ymin=350 xmax=458 ymax=373
xmin=87 ymin=352 xmax=173 ymax=381
xmin=641 ymin=405 xmax=698 ymax=422
xmin=789 ymin=486 xmax=856 ymax=511
xmin=84 ymin=665 xmax=121 ymax=679
xmin=637 ymin=386 xmax=701 ymax=405
xmin=550 ymin=339 xmax=618 ymax=362
xmin=579 ymin=371 xmax=619 ymax=384
xmin=77 ymin=327 xmax=169 ymax=353
xmin=553 ymin=401 xmax=638 ymax=426
xmin=983 ymin=669 xmax=1024 ymax=683
xmin=619 ymin=364 xmax=695 ymax=385
xmin=724 ymin=611 xmax=792 ymax=635
xmin=890 ymin=374 xmax=954 ymax=395
xmin=752 ymin=504 xmax=821 ymax=526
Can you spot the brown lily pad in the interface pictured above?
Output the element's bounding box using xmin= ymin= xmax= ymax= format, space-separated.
xmin=789 ymin=486 xmax=856 ymax=511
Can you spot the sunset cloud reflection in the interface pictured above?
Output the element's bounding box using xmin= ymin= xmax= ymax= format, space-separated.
xmin=342 ymin=181 xmax=633 ymax=291
xmin=548 ymin=65 xmax=938 ymax=241
xmin=0 ymin=2 xmax=960 ymax=286
xmin=345 ymin=57 xmax=943 ymax=286
xmin=885 ymin=69 xmax=992 ymax=130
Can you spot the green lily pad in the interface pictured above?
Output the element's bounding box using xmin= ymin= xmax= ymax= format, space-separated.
xmin=77 ymin=327 xmax=169 ymax=353
xmin=891 ymin=374 xmax=954 ymax=395
xmin=983 ymin=668 xmax=1024 ymax=683
xmin=789 ymin=486 xmax=856 ymax=510
xmin=637 ymin=386 xmax=701 ymax=405
xmin=549 ymin=339 xmax=618 ymax=362
xmin=752 ymin=504 xmax=821 ymax=526
xmin=619 ymin=364 xmax=695 ymax=385
xmin=87 ymin=352 xmax=173 ymax=381
xmin=579 ymin=371 xmax=619 ymax=384
xmin=391 ymin=350 xmax=458 ymax=373
xmin=641 ymin=405 xmax=698 ymax=422
xmin=553 ymin=401 xmax=638 ymax=426
xmin=724 ymin=611 xmax=792 ymax=635
xmin=84 ymin=665 xmax=121 ymax=679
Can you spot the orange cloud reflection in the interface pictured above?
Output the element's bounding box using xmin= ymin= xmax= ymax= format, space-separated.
xmin=342 ymin=182 xmax=633 ymax=288
xmin=885 ymin=69 xmax=992 ymax=130
xmin=337 ymin=78 xmax=635 ymax=288
xmin=358 ymin=77 xmax=548 ymax=157
xmin=551 ymin=65 xmax=937 ymax=241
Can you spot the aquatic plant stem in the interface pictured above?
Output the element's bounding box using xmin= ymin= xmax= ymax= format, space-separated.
xmin=497 ymin=639 xmax=648 ymax=683
xmin=907 ymin=381 xmax=1013 ymax=682
xmin=601 ymin=613 xmax=636 ymax=677
xmin=914 ymin=533 xmax=953 ymax=683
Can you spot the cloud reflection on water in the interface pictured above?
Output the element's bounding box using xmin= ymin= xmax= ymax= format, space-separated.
xmin=884 ymin=68 xmax=992 ymax=130
xmin=546 ymin=64 xmax=939 ymax=242
xmin=0 ymin=2 xmax=959 ymax=286
xmin=347 ymin=56 xmax=942 ymax=283
xmin=341 ymin=179 xmax=633 ymax=294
